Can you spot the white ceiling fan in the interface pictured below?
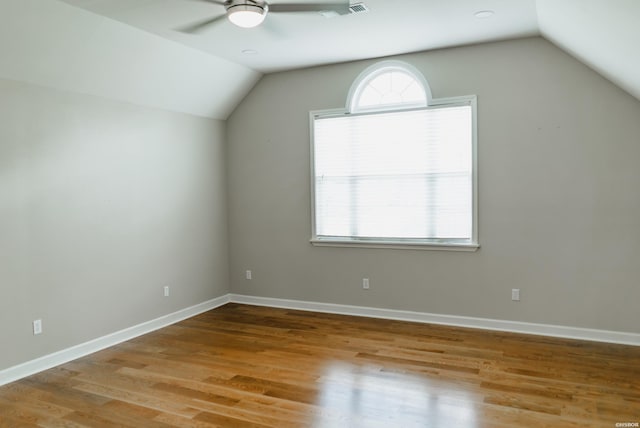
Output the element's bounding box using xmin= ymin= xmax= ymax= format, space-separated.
xmin=179 ymin=0 xmax=351 ymax=31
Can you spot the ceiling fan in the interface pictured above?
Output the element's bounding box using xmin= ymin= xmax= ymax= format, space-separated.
xmin=179 ymin=0 xmax=351 ymax=32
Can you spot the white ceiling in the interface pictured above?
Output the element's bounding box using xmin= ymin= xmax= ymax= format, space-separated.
xmin=58 ymin=0 xmax=541 ymax=73
xmin=537 ymin=0 xmax=640 ymax=101
xmin=2 ymin=0 xmax=639 ymax=119
xmin=0 ymin=0 xmax=260 ymax=119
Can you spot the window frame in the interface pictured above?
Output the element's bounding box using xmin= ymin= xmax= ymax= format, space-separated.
xmin=309 ymin=62 xmax=479 ymax=252
xmin=347 ymin=61 xmax=431 ymax=113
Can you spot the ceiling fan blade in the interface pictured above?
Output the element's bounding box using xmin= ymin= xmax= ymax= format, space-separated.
xmin=185 ymin=0 xmax=227 ymax=5
xmin=268 ymin=2 xmax=350 ymax=15
xmin=261 ymin=15 xmax=288 ymax=38
xmin=176 ymin=14 xmax=227 ymax=33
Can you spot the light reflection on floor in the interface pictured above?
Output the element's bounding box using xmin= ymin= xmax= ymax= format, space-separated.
xmin=313 ymin=362 xmax=478 ymax=428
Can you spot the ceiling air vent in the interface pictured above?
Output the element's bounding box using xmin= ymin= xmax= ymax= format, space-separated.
xmin=349 ymin=3 xmax=369 ymax=14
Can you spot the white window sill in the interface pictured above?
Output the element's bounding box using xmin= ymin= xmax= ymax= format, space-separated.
xmin=310 ymin=238 xmax=479 ymax=252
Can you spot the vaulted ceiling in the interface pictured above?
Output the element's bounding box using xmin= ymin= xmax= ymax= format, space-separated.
xmin=56 ymin=0 xmax=542 ymax=73
xmin=1 ymin=0 xmax=638 ymax=119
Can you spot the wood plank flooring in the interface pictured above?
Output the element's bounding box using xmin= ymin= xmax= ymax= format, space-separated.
xmin=1 ymin=303 xmax=639 ymax=427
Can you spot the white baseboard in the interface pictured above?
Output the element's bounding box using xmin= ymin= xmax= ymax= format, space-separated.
xmin=229 ymin=294 xmax=640 ymax=346
xmin=3 ymin=292 xmax=638 ymax=387
xmin=0 ymin=295 xmax=231 ymax=387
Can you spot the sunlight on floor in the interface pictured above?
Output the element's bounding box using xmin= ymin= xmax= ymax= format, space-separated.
xmin=313 ymin=362 xmax=478 ymax=427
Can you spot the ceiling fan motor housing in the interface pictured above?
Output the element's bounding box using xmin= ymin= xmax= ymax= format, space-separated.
xmin=226 ymin=0 xmax=268 ymax=13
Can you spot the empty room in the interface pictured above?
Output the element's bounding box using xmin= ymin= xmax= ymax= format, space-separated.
xmin=1 ymin=0 xmax=639 ymax=426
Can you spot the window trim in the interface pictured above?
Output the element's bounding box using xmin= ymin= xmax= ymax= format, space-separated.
xmin=309 ymin=64 xmax=479 ymax=252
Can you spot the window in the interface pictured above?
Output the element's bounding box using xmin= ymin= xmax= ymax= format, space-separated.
xmin=310 ymin=61 xmax=478 ymax=251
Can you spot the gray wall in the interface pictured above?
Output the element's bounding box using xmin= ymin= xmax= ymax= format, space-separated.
xmin=0 ymin=79 xmax=229 ymax=370
xmin=227 ymin=37 xmax=640 ymax=334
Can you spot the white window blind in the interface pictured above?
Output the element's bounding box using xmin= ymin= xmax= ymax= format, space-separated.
xmin=313 ymin=103 xmax=473 ymax=243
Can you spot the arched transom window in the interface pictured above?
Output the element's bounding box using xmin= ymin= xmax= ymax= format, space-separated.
xmin=310 ymin=61 xmax=478 ymax=251
xmin=349 ymin=61 xmax=430 ymax=112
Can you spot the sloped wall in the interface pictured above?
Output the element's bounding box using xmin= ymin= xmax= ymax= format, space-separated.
xmin=0 ymin=0 xmax=261 ymax=119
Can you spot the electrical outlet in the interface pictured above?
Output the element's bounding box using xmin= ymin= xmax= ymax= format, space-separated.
xmin=164 ymin=286 xmax=170 ymax=297
xmin=362 ymin=278 xmax=370 ymax=290
xmin=33 ymin=319 xmax=42 ymax=335
xmin=511 ymin=288 xmax=520 ymax=301
xmin=246 ymin=270 xmax=252 ymax=280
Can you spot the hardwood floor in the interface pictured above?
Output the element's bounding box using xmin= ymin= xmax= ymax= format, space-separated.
xmin=1 ymin=303 xmax=639 ymax=427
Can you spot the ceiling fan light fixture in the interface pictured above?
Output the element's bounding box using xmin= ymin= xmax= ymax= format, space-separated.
xmin=227 ymin=4 xmax=267 ymax=28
